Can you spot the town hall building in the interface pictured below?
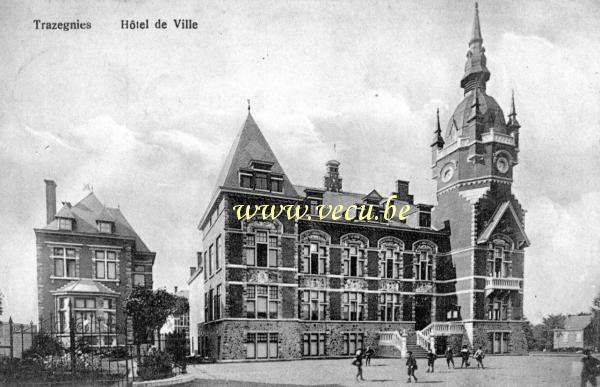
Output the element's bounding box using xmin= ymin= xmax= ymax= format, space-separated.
xmin=189 ymin=3 xmax=530 ymax=360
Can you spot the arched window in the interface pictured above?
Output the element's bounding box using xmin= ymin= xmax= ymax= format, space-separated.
xmin=340 ymin=234 xmax=368 ymax=277
xmin=299 ymin=230 xmax=330 ymax=275
xmin=378 ymin=237 xmax=404 ymax=279
xmin=243 ymin=220 xmax=282 ymax=268
xmin=487 ymin=236 xmax=513 ymax=278
xmin=413 ymin=241 xmax=436 ymax=281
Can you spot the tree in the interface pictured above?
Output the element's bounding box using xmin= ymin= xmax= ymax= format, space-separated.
xmin=540 ymin=313 xmax=566 ymax=350
xmin=125 ymin=287 xmax=188 ymax=346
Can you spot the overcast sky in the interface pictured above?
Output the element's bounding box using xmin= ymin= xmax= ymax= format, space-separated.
xmin=1 ymin=0 xmax=599 ymax=324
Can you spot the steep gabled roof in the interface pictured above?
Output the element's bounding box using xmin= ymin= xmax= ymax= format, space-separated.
xmin=55 ymin=204 xmax=76 ymax=219
xmin=43 ymin=192 xmax=151 ymax=252
xmin=477 ymin=201 xmax=530 ymax=247
xmin=213 ymin=113 xmax=298 ymax=196
xmin=363 ymin=189 xmax=384 ymax=204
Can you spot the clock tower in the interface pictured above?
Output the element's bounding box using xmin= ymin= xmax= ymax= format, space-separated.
xmin=431 ymin=3 xmax=530 ymax=352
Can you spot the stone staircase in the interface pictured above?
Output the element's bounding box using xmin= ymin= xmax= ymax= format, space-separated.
xmin=415 ymin=321 xmax=466 ymax=353
xmin=406 ymin=334 xmax=429 ymax=358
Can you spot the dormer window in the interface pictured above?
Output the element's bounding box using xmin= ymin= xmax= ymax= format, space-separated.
xmin=58 ymin=218 xmax=73 ymax=231
xmin=255 ymin=172 xmax=269 ymax=190
xmin=238 ymin=163 xmax=285 ymax=194
xmin=97 ymin=221 xmax=113 ymax=233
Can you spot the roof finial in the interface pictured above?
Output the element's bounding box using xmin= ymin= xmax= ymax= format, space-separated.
xmin=431 ymin=108 xmax=445 ymax=148
xmin=470 ymin=2 xmax=483 ymax=46
xmin=247 ymin=99 xmax=251 ymax=112
xmin=509 ymin=89 xmax=516 ymax=117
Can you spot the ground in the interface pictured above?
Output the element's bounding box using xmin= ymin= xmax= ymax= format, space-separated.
xmin=186 ymin=355 xmax=595 ymax=387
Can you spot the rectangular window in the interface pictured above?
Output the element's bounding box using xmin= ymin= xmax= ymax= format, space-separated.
xmin=488 ymin=246 xmax=511 ymax=278
xmin=208 ymin=245 xmax=213 ymax=275
xmin=203 ymin=252 xmax=208 ymax=280
xmin=379 ymin=293 xmax=401 ymax=321
xmin=214 ymin=285 xmax=221 ymax=320
xmin=419 ymin=211 xmax=431 ymax=228
xmin=343 ymin=332 xmax=364 ymax=355
xmin=246 ymin=332 xmax=278 ymax=359
xmin=215 ymin=236 xmax=221 ymax=271
xmin=271 ymin=178 xmax=283 ymax=193
xmin=58 ymin=218 xmax=73 ymax=230
xmin=417 ymin=251 xmax=433 ymax=281
xmin=255 ymin=173 xmax=268 ymax=190
xmin=301 ymin=290 xmax=327 ymax=320
xmin=382 ymin=248 xmax=402 ymax=279
xmin=51 ymin=247 xmax=77 ymax=278
xmin=246 ymin=231 xmax=278 ymax=268
xmin=302 ymin=333 xmax=326 ymax=356
xmin=342 ymin=246 xmax=365 ymax=277
xmin=94 ymin=249 xmax=118 ymax=280
xmin=246 ymin=285 xmax=278 ymax=319
xmin=302 ymin=242 xmax=327 ymax=274
xmin=98 ymin=222 xmax=112 ymax=233
xmin=342 ymin=292 xmax=365 ymax=321
xmin=240 ymin=173 xmax=253 ymax=188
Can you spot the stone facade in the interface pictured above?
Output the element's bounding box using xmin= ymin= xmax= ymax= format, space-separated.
xmin=191 ymin=3 xmax=529 ymax=361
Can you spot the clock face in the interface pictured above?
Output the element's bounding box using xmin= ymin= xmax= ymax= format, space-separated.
xmin=441 ymin=164 xmax=455 ymax=182
xmin=496 ymin=157 xmax=509 ymax=174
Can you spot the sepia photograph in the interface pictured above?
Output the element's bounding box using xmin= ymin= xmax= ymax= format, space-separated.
xmin=0 ymin=0 xmax=599 ymax=386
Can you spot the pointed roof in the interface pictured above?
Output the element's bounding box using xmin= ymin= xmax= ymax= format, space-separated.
xmin=55 ymin=203 xmax=76 ymax=219
xmin=508 ymin=90 xmax=521 ymax=128
xmin=477 ymin=201 xmax=530 ymax=247
xmin=431 ymin=108 xmax=445 ymax=148
xmin=470 ymin=2 xmax=483 ymax=45
xmin=362 ymin=189 xmax=384 ymax=204
xmin=51 ymin=278 xmax=118 ymax=295
xmin=97 ymin=206 xmax=116 ymax=222
xmin=213 ymin=112 xmax=298 ymax=196
xmin=42 ymin=192 xmax=152 ymax=252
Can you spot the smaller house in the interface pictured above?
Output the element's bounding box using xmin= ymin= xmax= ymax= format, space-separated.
xmin=553 ymin=314 xmax=594 ymax=350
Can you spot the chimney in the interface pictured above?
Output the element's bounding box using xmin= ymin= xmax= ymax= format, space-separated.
xmin=395 ymin=180 xmax=413 ymax=203
xmin=324 ymin=160 xmax=342 ymax=192
xmin=44 ymin=179 xmax=57 ymax=224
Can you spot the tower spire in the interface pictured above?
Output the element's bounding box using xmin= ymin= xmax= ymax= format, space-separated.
xmin=461 ymin=3 xmax=490 ymax=94
xmin=431 ymin=108 xmax=445 ymax=148
xmin=508 ymin=90 xmax=521 ymax=129
xmin=470 ymin=2 xmax=483 ymax=45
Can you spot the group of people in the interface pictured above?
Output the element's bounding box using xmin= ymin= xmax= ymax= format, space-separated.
xmin=352 ymin=344 xmax=487 ymax=383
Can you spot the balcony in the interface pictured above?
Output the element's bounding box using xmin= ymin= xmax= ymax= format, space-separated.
xmin=485 ymin=277 xmax=522 ymax=297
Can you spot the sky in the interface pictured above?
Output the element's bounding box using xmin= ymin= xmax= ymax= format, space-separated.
xmin=0 ymin=0 xmax=599 ymax=324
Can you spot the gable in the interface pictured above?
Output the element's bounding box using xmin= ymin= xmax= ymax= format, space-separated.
xmin=477 ymin=201 xmax=530 ymax=248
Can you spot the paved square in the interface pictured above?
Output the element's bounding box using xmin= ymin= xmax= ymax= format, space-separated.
xmin=187 ymin=355 xmax=593 ymax=386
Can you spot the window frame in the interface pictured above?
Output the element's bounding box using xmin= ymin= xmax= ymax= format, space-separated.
xmin=51 ymin=247 xmax=78 ymax=278
xmin=342 ymin=291 xmax=366 ymax=321
xmin=246 ymin=285 xmax=279 ymax=319
xmin=301 ymin=242 xmax=327 ymax=274
xmin=302 ymin=332 xmax=327 ymax=357
xmin=416 ymin=250 xmax=433 ymax=281
xmin=301 ymin=290 xmax=327 ymax=320
xmin=343 ymin=332 xmax=364 ymax=355
xmin=58 ymin=218 xmax=73 ymax=231
xmin=379 ymin=293 xmax=401 ymax=322
xmin=246 ymin=332 xmax=278 ymax=359
xmin=342 ymin=244 xmax=366 ymax=277
xmin=93 ymin=249 xmax=119 ymax=281
xmin=244 ymin=229 xmax=279 ymax=268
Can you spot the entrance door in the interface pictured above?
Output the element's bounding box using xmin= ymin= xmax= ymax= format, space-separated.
xmin=415 ymin=296 xmax=432 ymax=331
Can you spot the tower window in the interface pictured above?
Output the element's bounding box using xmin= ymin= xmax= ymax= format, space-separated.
xmin=58 ymin=218 xmax=73 ymax=231
xmin=240 ymin=173 xmax=253 ymax=188
xmin=97 ymin=221 xmax=113 ymax=233
xmin=255 ymin=173 xmax=269 ymax=190
xmin=271 ymin=178 xmax=283 ymax=193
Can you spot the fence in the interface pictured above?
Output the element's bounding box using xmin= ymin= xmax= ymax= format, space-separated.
xmin=0 ymin=315 xmax=190 ymax=386
xmin=0 ymin=318 xmax=37 ymax=358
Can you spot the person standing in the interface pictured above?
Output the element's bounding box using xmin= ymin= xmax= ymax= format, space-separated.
xmin=460 ymin=345 xmax=471 ymax=368
xmin=426 ymin=349 xmax=436 ymax=373
xmin=445 ymin=346 xmax=455 ymax=369
xmin=474 ymin=346 xmax=485 ymax=369
xmin=352 ymin=349 xmax=365 ymax=381
xmin=406 ymin=350 xmax=418 ymax=383
xmin=364 ymin=346 xmax=375 ymax=366
xmin=581 ymin=349 xmax=600 ymax=387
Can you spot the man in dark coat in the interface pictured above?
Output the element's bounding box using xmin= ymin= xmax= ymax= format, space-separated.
xmin=364 ymin=346 xmax=375 ymax=366
xmin=460 ymin=345 xmax=470 ymax=368
xmin=426 ymin=349 xmax=436 ymax=373
xmin=581 ymin=350 xmax=600 ymax=387
xmin=445 ymin=346 xmax=455 ymax=369
xmin=406 ymin=350 xmax=418 ymax=383
xmin=352 ymin=350 xmax=365 ymax=381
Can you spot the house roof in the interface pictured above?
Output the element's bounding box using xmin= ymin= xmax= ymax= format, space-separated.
xmin=563 ymin=315 xmax=592 ymax=330
xmin=213 ymin=113 xmax=298 ymax=197
xmin=51 ymin=278 xmax=118 ymax=296
xmin=477 ymin=201 xmax=530 ymax=247
xmin=42 ymin=192 xmax=151 ymax=252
